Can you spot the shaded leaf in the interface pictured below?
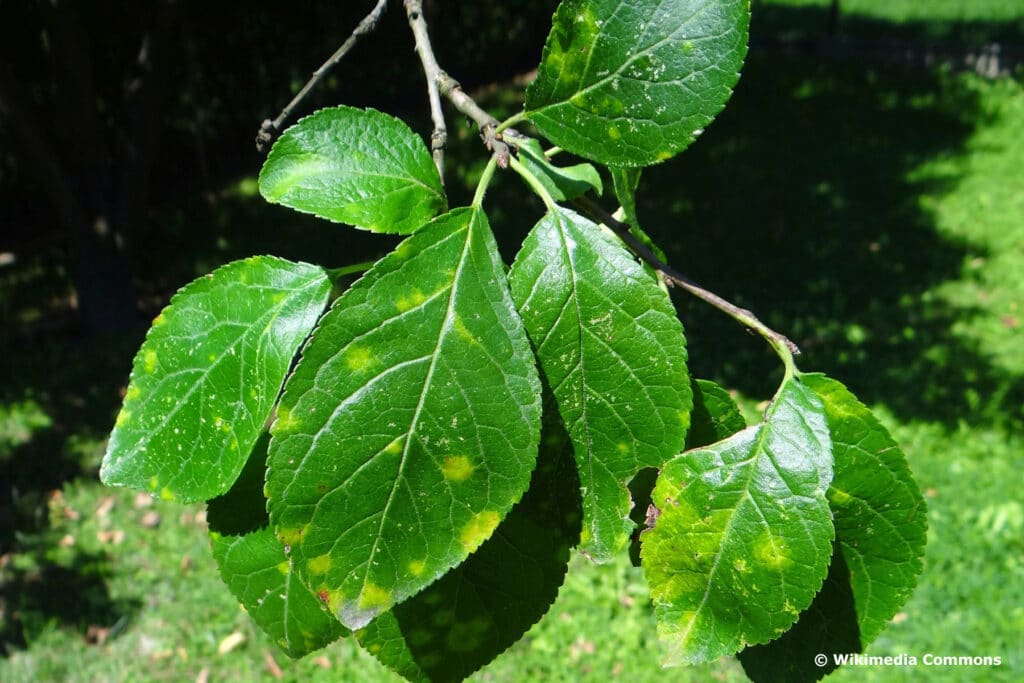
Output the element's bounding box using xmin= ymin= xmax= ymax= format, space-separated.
xmin=266 ymin=208 xmax=542 ymax=630
xmin=738 ymin=374 xmax=927 ymax=682
xmin=208 ymin=434 xmax=348 ymax=658
xmin=509 ymin=206 xmax=691 ymax=561
xmin=525 ymin=0 xmax=750 ymax=166
xmin=357 ymin=398 xmax=581 ymax=682
xmin=259 ymin=106 xmax=446 ymax=233
xmin=514 ymin=137 xmax=602 ymax=201
xmin=101 ymin=257 xmax=331 ymax=503
xmin=641 ymin=376 xmax=834 ymax=665
xmin=686 ymin=378 xmax=746 ymax=450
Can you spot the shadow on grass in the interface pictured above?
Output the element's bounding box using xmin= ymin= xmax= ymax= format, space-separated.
xmin=639 ymin=52 xmax=1022 ymax=430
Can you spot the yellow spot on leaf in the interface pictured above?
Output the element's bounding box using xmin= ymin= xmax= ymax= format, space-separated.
xmin=326 ymin=588 xmax=344 ymax=615
xmin=359 ymin=583 xmax=392 ymax=611
xmin=115 ymin=410 xmax=130 ymax=428
xmin=607 ymin=125 xmax=621 ymax=140
xmin=441 ymin=456 xmax=475 ymax=482
xmin=395 ymin=288 xmax=427 ymax=313
xmin=278 ymin=526 xmax=306 ymax=548
xmin=125 ymin=386 xmax=141 ymax=401
xmin=143 ymin=349 xmax=158 ymax=374
xmin=368 ymin=643 xmax=382 ymax=654
xmin=453 ymin=315 xmax=475 ymax=342
xmin=274 ymin=406 xmax=299 ymax=433
xmin=307 ymin=554 xmax=332 ymax=575
xmin=152 ymin=313 xmax=166 ymax=327
xmin=460 ymin=511 xmax=501 ymax=553
xmin=160 ymin=487 xmax=176 ymax=502
xmin=276 ymin=561 xmax=290 ymax=575
xmin=207 ymin=353 xmax=217 ymax=363
xmin=616 ymin=442 xmax=630 ymax=455
xmin=345 ymin=346 xmax=375 ymax=372
xmin=753 ymin=532 xmax=792 ymax=571
xmin=830 ymin=489 xmax=853 ymax=506
xmin=658 ymin=150 xmax=674 ymax=161
xmin=407 ymin=559 xmax=427 ymax=576
xmin=148 ymin=476 xmax=159 ymax=491
xmin=384 ymin=437 xmax=404 ymax=456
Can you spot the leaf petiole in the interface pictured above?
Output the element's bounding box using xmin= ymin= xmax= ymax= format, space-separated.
xmin=472 ymin=156 xmax=499 ymax=208
xmin=508 ymin=155 xmax=558 ymax=212
xmin=326 ymin=260 xmax=377 ymax=281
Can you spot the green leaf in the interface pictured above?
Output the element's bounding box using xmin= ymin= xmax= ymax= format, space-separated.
xmin=630 ymin=378 xmax=746 ymax=566
xmin=356 ymin=398 xmax=581 ymax=682
xmin=738 ymin=374 xmax=927 ymax=683
xmin=208 ymin=434 xmax=348 ymax=658
xmin=610 ymin=167 xmax=642 ymax=232
xmin=514 ymin=138 xmax=603 ymax=201
xmin=266 ymin=208 xmax=542 ymax=630
xmin=641 ymin=376 xmax=834 ymax=665
xmin=525 ymin=0 xmax=750 ymax=167
xmin=259 ymin=106 xmax=446 ymax=233
xmin=509 ymin=206 xmax=691 ymax=561
xmin=100 ymin=257 xmax=331 ymax=503
xmin=686 ymin=378 xmax=746 ymax=450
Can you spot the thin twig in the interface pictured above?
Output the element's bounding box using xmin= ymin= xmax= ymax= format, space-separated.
xmin=570 ymin=196 xmax=801 ymax=359
xmin=402 ymin=0 xmax=447 ymax=181
xmin=256 ymin=0 xmax=389 ymax=152
xmin=403 ymin=0 xmax=512 ymax=168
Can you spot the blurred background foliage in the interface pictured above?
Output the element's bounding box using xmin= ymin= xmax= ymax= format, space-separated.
xmin=1 ymin=0 xmax=1021 ymax=681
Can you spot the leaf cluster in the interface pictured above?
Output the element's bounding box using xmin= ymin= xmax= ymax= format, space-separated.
xmin=100 ymin=2 xmax=927 ymax=681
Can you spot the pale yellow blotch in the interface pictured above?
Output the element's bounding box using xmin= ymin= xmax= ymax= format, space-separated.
xmin=658 ymin=150 xmax=674 ymax=161
xmin=395 ymin=288 xmax=427 ymax=313
xmin=115 ymin=410 xmax=130 ymax=428
xmin=441 ymin=456 xmax=475 ymax=482
xmin=148 ymin=476 xmax=160 ymax=491
xmin=152 ymin=312 xmax=166 ymax=327
xmin=459 ymin=511 xmax=501 ymax=553
xmin=753 ymin=532 xmax=793 ymax=571
xmin=733 ymin=558 xmax=749 ymax=574
xmin=830 ymin=489 xmax=853 ymax=506
xmin=384 ymin=437 xmax=404 ymax=456
xmin=358 ymin=583 xmax=393 ymax=611
xmin=579 ymin=526 xmax=593 ymax=545
xmin=407 ymin=559 xmax=427 ymax=577
xmin=207 ymin=353 xmax=217 ymax=363
xmin=125 ymin=386 xmax=141 ymax=401
xmin=160 ymin=487 xmax=176 ymax=502
xmin=270 ymin=292 xmax=286 ymax=304
xmin=344 ymin=346 xmax=375 ymax=372
xmin=307 ymin=554 xmax=332 ymax=575
xmin=326 ymin=588 xmax=345 ymax=615
xmin=607 ymin=125 xmax=622 ymax=140
xmin=274 ymin=406 xmax=299 ymax=433
xmin=143 ymin=349 xmax=158 ymax=374
xmin=452 ymin=315 xmax=475 ymax=343
xmin=570 ymin=93 xmax=587 ymax=108
xmin=277 ymin=526 xmax=306 ymax=548
xmin=276 ymin=561 xmax=290 ymax=575
xmin=616 ymin=442 xmax=630 ymax=455
xmin=368 ymin=643 xmax=382 ymax=654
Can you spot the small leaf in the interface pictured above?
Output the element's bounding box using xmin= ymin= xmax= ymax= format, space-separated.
xmin=610 ymin=167 xmax=642 ymax=233
xmin=267 ymin=208 xmax=542 ymax=630
xmin=356 ymin=398 xmax=581 ymax=682
xmin=525 ymin=0 xmax=750 ymax=166
xmin=101 ymin=257 xmax=331 ymax=503
xmin=641 ymin=376 xmax=834 ymax=665
xmin=509 ymin=206 xmax=691 ymax=561
xmin=208 ymin=437 xmax=347 ymax=658
xmin=738 ymin=374 xmax=927 ymax=683
xmin=686 ymin=378 xmax=746 ymax=450
xmin=514 ymin=138 xmax=602 ymax=201
xmin=259 ymin=106 xmax=446 ymax=233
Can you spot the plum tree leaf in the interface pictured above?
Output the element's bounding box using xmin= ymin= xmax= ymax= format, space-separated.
xmin=266 ymin=207 xmax=542 ymax=631
xmin=513 ymin=137 xmax=602 ymax=201
xmin=739 ymin=374 xmax=928 ymax=683
xmin=356 ymin=398 xmax=581 ymax=682
xmin=207 ymin=434 xmax=348 ymax=658
xmin=641 ymin=376 xmax=834 ymax=665
xmin=508 ymin=206 xmax=691 ymax=561
xmin=259 ymin=106 xmax=446 ymax=233
xmin=100 ymin=256 xmax=331 ymax=503
xmin=525 ymin=0 xmax=750 ymax=167
xmin=686 ymin=378 xmax=746 ymax=450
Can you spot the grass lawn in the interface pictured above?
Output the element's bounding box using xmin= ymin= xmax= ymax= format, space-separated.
xmin=2 ymin=5 xmax=1023 ymax=682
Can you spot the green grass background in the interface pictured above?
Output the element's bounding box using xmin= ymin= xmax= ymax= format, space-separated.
xmin=2 ymin=1 xmax=1022 ymax=681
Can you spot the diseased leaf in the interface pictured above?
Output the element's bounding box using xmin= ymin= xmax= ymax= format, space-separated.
xmin=514 ymin=137 xmax=603 ymax=201
xmin=630 ymin=378 xmax=746 ymax=566
xmin=687 ymin=378 xmax=746 ymax=450
xmin=266 ymin=208 xmax=542 ymax=630
xmin=100 ymin=257 xmax=331 ymax=503
xmin=525 ymin=0 xmax=750 ymax=166
xmin=208 ymin=434 xmax=347 ymax=658
xmin=259 ymin=106 xmax=446 ymax=233
xmin=641 ymin=376 xmax=834 ymax=665
xmin=357 ymin=398 xmax=581 ymax=682
xmin=738 ymin=374 xmax=927 ymax=683
xmin=509 ymin=206 xmax=691 ymax=561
